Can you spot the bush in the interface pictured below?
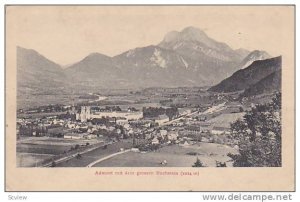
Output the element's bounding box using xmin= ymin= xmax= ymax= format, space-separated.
xmin=228 ymin=93 xmax=281 ymax=167
xmin=74 ymin=144 xmax=80 ymax=150
xmin=76 ymin=153 xmax=82 ymax=159
xmin=51 ymin=161 xmax=56 ymax=167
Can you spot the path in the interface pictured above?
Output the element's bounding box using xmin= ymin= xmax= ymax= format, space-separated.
xmin=88 ymin=93 xmax=107 ymax=103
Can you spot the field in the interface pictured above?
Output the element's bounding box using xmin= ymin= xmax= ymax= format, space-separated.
xmin=93 ymin=143 xmax=238 ymax=167
xmin=17 ymin=111 xmax=66 ymax=119
xmin=17 ymin=92 xmax=75 ymax=110
xmin=56 ymin=140 xmax=133 ymax=167
xmin=17 ymin=143 xmax=70 ymax=155
xmin=16 ymin=137 xmax=105 ymax=167
xmin=208 ymin=112 xmax=245 ymax=128
xmin=18 ymin=137 xmax=102 ymax=146
xmin=18 ymin=87 xmax=213 ymax=111
xmin=17 ymin=153 xmax=55 ymax=167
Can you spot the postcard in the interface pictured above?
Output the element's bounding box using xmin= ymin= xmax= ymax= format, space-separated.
xmin=5 ymin=5 xmax=295 ymax=191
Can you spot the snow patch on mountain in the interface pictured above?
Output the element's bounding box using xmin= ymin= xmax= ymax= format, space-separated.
xmin=240 ymin=50 xmax=271 ymax=69
xmin=150 ymin=48 xmax=167 ymax=68
xmin=173 ymin=42 xmax=183 ymax=50
xmin=180 ymin=57 xmax=189 ymax=69
xmin=241 ymin=55 xmax=268 ymax=68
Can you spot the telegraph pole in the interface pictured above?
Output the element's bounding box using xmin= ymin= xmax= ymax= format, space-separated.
xmin=197 ymin=126 xmax=201 ymax=146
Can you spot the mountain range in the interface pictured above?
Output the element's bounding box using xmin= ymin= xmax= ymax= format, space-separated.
xmin=17 ymin=26 xmax=280 ymax=107
xmin=17 ymin=46 xmax=66 ymax=93
xmin=63 ymin=27 xmax=253 ymax=89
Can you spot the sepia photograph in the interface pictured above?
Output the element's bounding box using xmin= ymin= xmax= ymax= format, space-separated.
xmin=5 ymin=5 xmax=295 ymax=191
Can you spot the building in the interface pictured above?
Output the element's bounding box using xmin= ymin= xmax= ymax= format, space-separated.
xmin=116 ymin=117 xmax=128 ymax=125
xmin=76 ymin=113 xmax=80 ymax=121
xmin=63 ymin=132 xmax=96 ymax=139
xmin=76 ymin=106 xmax=143 ymax=122
xmin=80 ymin=106 xmax=91 ymax=122
xmin=92 ymin=111 xmax=143 ymax=120
xmin=167 ymin=132 xmax=178 ymax=141
xmin=159 ymin=130 xmax=168 ymax=138
xmin=151 ymin=137 xmax=159 ymax=145
xmin=64 ymin=133 xmax=85 ymax=139
xmin=211 ymin=126 xmax=230 ymax=135
xmin=186 ymin=125 xmax=201 ymax=134
xmin=85 ymin=134 xmax=97 ymax=139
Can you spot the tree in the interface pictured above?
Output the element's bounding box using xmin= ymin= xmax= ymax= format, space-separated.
xmin=192 ymin=158 xmax=204 ymax=167
xmin=51 ymin=161 xmax=56 ymax=167
xmin=166 ymin=107 xmax=179 ymax=120
xmin=239 ymin=106 xmax=244 ymax=112
xmin=76 ymin=153 xmax=82 ymax=159
xmin=228 ymin=92 xmax=281 ymax=167
xmin=216 ymin=161 xmax=227 ymax=167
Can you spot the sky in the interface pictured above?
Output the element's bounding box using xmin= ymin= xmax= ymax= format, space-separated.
xmin=7 ymin=6 xmax=294 ymax=66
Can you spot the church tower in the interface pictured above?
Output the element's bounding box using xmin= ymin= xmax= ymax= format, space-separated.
xmin=80 ymin=106 xmax=87 ymax=122
xmin=86 ymin=106 xmax=91 ymax=120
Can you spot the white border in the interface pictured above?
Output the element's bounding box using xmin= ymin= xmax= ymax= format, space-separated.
xmin=0 ymin=0 xmax=298 ymax=201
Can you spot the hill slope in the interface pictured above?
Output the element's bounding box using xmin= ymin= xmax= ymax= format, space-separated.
xmin=17 ymin=46 xmax=67 ymax=108
xmin=208 ymin=56 xmax=282 ymax=93
xmin=17 ymin=46 xmax=65 ymax=87
xmin=242 ymin=69 xmax=281 ymax=97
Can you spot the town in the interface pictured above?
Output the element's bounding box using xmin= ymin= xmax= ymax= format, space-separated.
xmin=16 ymin=87 xmax=271 ymax=168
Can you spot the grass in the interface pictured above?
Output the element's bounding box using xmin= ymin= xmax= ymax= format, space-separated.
xmin=93 ymin=143 xmax=238 ymax=167
xmin=18 ymin=136 xmax=104 ymax=146
xmin=208 ymin=112 xmax=245 ymax=128
xmin=16 ymin=136 xmax=106 ymax=167
xmin=17 ymin=144 xmax=71 ymax=155
xmin=55 ymin=140 xmax=133 ymax=167
xmin=17 ymin=153 xmax=55 ymax=167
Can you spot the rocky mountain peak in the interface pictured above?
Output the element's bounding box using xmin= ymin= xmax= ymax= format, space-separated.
xmin=159 ymin=26 xmax=211 ymax=47
xmin=240 ymin=50 xmax=271 ymax=69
